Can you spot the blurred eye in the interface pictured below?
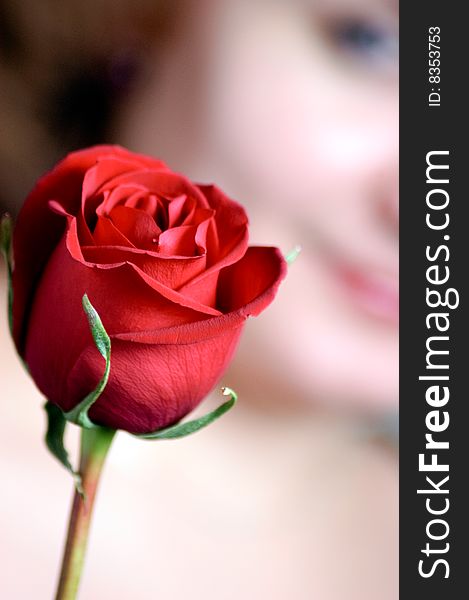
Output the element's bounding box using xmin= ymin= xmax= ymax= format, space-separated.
xmin=329 ymin=19 xmax=399 ymax=69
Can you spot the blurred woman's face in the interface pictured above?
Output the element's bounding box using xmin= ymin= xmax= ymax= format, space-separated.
xmin=120 ymin=0 xmax=399 ymax=411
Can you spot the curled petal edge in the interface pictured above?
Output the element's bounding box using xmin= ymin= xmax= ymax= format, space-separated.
xmin=113 ymin=246 xmax=287 ymax=345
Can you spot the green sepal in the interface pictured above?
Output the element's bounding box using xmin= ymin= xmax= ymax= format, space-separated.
xmin=0 ymin=213 xmax=13 ymax=334
xmin=64 ymin=294 xmax=111 ymax=429
xmin=136 ymin=387 xmax=237 ymax=440
xmin=45 ymin=402 xmax=84 ymax=497
xmin=285 ymin=245 xmax=301 ymax=265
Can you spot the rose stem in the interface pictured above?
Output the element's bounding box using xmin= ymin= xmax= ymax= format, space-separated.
xmin=55 ymin=426 xmax=116 ymax=600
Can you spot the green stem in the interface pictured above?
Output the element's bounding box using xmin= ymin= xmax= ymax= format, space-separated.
xmin=55 ymin=427 xmax=115 ymax=600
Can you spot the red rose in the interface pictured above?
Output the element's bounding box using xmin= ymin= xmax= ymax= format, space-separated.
xmin=12 ymin=146 xmax=286 ymax=434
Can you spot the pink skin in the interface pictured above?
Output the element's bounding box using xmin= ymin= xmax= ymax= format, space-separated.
xmin=118 ymin=0 xmax=399 ymax=412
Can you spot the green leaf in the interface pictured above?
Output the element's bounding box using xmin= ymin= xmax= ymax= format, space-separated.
xmin=136 ymin=387 xmax=238 ymax=440
xmin=45 ymin=402 xmax=84 ymax=496
xmin=0 ymin=213 xmax=13 ymax=334
xmin=64 ymin=295 xmax=111 ymax=429
xmin=285 ymin=245 xmax=301 ymax=265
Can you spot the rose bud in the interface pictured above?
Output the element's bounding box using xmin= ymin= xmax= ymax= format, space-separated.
xmin=11 ymin=146 xmax=286 ymax=434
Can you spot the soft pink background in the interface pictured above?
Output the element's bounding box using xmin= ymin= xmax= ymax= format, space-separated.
xmin=0 ymin=266 xmax=397 ymax=600
xmin=0 ymin=0 xmax=398 ymax=596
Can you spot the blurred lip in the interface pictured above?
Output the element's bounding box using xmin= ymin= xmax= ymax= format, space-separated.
xmin=300 ymin=222 xmax=399 ymax=324
xmin=332 ymin=259 xmax=399 ymax=325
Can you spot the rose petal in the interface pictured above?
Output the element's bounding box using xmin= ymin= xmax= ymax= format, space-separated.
xmin=93 ymin=170 xmax=210 ymax=208
xmin=24 ymin=235 xmax=221 ymax=406
xmin=178 ymin=224 xmax=248 ymax=296
xmin=125 ymin=191 xmax=159 ymax=216
xmin=216 ymin=246 xmax=286 ymax=314
xmin=12 ymin=145 xmax=132 ymax=351
xmin=168 ymin=194 xmax=194 ymax=227
xmin=195 ymin=216 xmax=217 ymax=256
xmin=199 ymin=184 xmax=249 ymax=255
xmin=93 ymin=215 xmax=136 ymax=247
xmin=56 ymin=209 xmax=218 ymax=312
xmin=126 ymin=261 xmax=222 ymax=315
xmin=81 ymin=245 xmax=207 ymax=290
xmin=176 ymin=270 xmax=219 ymax=307
xmin=65 ymin=330 xmax=242 ymax=433
xmin=158 ymin=226 xmax=198 ymax=256
xmin=114 ymin=246 xmax=287 ymax=345
xmin=95 ymin=184 xmax=151 ymax=216
xmin=108 ymin=205 xmax=162 ymax=249
xmin=80 ymin=153 xmax=169 ymax=242
xmin=81 ymin=155 xmax=168 ymax=207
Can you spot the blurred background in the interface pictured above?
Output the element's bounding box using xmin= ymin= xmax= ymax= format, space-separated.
xmin=0 ymin=0 xmax=398 ymax=598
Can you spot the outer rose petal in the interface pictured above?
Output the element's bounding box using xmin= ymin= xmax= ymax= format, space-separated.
xmin=24 ymin=234 xmax=219 ymax=408
xmin=114 ymin=247 xmax=287 ymax=345
xmin=216 ymin=246 xmax=286 ymax=314
xmin=81 ymin=245 xmax=208 ymax=292
xmin=12 ymin=145 xmax=169 ymax=353
xmin=63 ymin=247 xmax=286 ymax=433
xmin=66 ymin=331 xmax=243 ymax=434
xmin=29 ymin=246 xmax=285 ymax=433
